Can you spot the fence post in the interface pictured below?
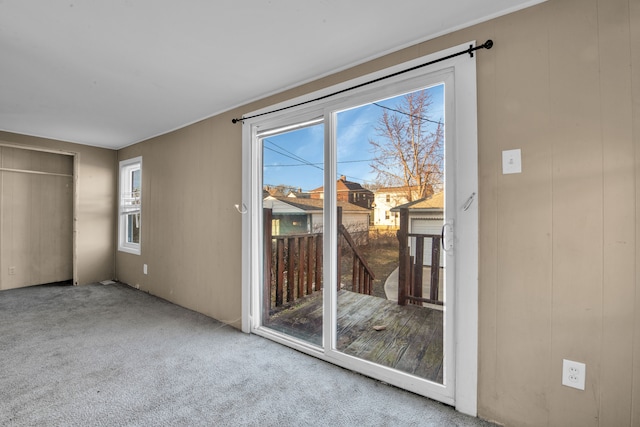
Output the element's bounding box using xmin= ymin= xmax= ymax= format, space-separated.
xmin=352 ymin=256 xmax=358 ymax=292
xmin=276 ymin=239 xmax=284 ymax=307
xmin=297 ymin=237 xmax=305 ymax=298
xmin=287 ymin=237 xmax=295 ymax=302
xmin=306 ymin=236 xmax=314 ymax=295
xmin=315 ymin=235 xmax=323 ymax=291
xmin=414 ymin=236 xmax=424 ymax=305
xmin=263 ymin=208 xmax=273 ymax=322
xmin=430 ymin=236 xmax=441 ymax=302
xmin=337 ymin=206 xmax=342 ymax=291
xmin=397 ymin=207 xmax=409 ymax=306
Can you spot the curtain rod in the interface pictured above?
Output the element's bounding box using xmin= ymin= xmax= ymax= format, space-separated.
xmin=232 ymin=39 xmax=493 ymax=124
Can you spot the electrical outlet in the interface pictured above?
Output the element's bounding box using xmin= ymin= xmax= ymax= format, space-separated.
xmin=143 ymin=264 xmax=148 ymax=275
xmin=562 ymin=359 xmax=586 ymax=390
xmin=8 ymin=267 xmax=15 ymax=275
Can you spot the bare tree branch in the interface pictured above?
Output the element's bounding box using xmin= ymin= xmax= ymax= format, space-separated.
xmin=369 ymin=90 xmax=443 ymax=202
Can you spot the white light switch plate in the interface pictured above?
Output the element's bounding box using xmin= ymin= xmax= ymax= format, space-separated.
xmin=502 ymin=149 xmax=522 ymax=174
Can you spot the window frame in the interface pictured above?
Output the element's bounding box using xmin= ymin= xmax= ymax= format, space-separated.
xmin=118 ymin=156 xmax=142 ymax=255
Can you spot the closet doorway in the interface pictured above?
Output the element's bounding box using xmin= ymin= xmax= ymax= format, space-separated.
xmin=0 ymin=145 xmax=75 ymax=290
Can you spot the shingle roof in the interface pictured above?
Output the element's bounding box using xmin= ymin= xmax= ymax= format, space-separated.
xmin=267 ymin=197 xmax=371 ymax=213
xmin=310 ymin=176 xmax=373 ymax=195
xmin=390 ymin=192 xmax=444 ymax=211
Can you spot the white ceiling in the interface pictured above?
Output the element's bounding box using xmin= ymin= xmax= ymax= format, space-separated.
xmin=0 ymin=0 xmax=544 ymax=149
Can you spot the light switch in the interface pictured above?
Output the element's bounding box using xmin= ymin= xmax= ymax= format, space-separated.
xmin=502 ymin=149 xmax=522 ymax=174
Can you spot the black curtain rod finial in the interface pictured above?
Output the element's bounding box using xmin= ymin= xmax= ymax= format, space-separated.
xmin=468 ymin=40 xmax=493 ymax=58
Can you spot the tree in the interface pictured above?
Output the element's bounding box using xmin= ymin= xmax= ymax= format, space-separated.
xmin=369 ymin=90 xmax=443 ymax=202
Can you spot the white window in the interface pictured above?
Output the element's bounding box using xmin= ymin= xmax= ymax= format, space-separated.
xmin=118 ymin=157 xmax=142 ymax=254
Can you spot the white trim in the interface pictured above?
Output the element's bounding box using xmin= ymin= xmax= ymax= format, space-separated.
xmin=241 ymin=42 xmax=478 ymax=415
xmin=118 ymin=156 xmax=142 ymax=255
xmin=451 ymin=49 xmax=479 ymax=416
xmin=325 ymin=108 xmax=338 ymax=351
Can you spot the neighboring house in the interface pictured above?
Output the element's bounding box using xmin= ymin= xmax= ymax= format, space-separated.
xmin=286 ymin=189 xmax=310 ymax=199
xmin=391 ymin=192 xmax=444 ymax=266
xmin=372 ymin=186 xmax=421 ymax=227
xmin=263 ymin=185 xmax=286 ymax=198
xmin=309 ymin=176 xmax=374 ymax=209
xmin=263 ymin=196 xmax=370 ymax=240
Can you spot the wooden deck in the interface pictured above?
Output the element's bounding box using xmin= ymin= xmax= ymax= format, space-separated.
xmin=264 ymin=290 xmax=443 ymax=383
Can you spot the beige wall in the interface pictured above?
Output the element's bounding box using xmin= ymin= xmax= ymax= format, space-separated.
xmin=115 ymin=0 xmax=639 ymax=425
xmin=0 ymin=131 xmax=117 ymax=286
xmin=474 ymin=1 xmax=638 ymax=425
xmin=116 ymin=115 xmax=243 ymax=326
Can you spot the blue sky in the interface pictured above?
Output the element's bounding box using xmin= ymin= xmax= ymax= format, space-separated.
xmin=263 ymin=83 xmax=444 ymax=193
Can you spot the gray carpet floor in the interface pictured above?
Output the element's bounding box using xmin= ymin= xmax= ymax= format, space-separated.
xmin=0 ymin=282 xmax=496 ymax=426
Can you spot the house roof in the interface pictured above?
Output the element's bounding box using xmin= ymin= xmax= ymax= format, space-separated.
xmin=286 ymin=191 xmax=310 ymax=199
xmin=263 ymin=187 xmax=286 ymax=198
xmin=390 ymin=192 xmax=444 ymax=212
xmin=310 ymin=176 xmax=373 ymax=194
xmin=264 ymin=196 xmax=370 ymax=214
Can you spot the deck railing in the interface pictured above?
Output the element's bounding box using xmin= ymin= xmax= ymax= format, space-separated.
xmin=397 ymin=207 xmax=443 ymax=306
xmin=263 ymin=207 xmax=374 ymax=316
xmin=339 ymin=223 xmax=375 ymax=295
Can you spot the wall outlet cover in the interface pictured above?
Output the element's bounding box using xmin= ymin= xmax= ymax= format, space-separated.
xmin=562 ymin=359 xmax=586 ymax=390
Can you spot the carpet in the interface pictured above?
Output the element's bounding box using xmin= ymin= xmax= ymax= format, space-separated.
xmin=0 ymin=282 xmax=495 ymax=426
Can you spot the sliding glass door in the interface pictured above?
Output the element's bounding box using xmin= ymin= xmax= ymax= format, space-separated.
xmin=259 ymin=119 xmax=325 ymax=347
xmin=243 ymin=43 xmax=479 ymax=411
xmin=253 ymin=76 xmax=455 ymax=398
xmin=334 ymin=85 xmax=448 ymax=384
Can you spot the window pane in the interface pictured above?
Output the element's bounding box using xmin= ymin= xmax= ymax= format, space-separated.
xmin=335 ymin=85 xmax=446 ymax=384
xmin=260 ymin=120 xmax=324 ymax=347
xmin=127 ymin=214 xmax=140 ymax=244
xmin=119 ymin=157 xmax=142 ymax=254
xmin=131 ymin=169 xmax=141 ymax=193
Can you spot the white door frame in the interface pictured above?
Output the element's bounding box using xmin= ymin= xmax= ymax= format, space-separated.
xmin=241 ymin=42 xmax=478 ymax=415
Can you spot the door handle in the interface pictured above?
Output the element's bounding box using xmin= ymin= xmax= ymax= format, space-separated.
xmin=441 ymin=222 xmax=454 ymax=252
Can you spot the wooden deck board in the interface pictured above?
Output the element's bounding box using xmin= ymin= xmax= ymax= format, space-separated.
xmin=352 ymin=306 xmax=429 ymax=369
xmin=268 ymin=290 xmax=444 ymax=383
xmin=265 ymin=293 xmax=324 ymax=345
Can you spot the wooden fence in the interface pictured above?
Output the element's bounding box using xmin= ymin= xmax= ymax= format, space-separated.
xmin=263 ymin=208 xmax=374 ymax=317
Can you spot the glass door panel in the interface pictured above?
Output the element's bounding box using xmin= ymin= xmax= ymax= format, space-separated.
xmin=260 ymin=121 xmax=325 ymax=347
xmin=334 ymin=84 xmax=447 ymax=384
